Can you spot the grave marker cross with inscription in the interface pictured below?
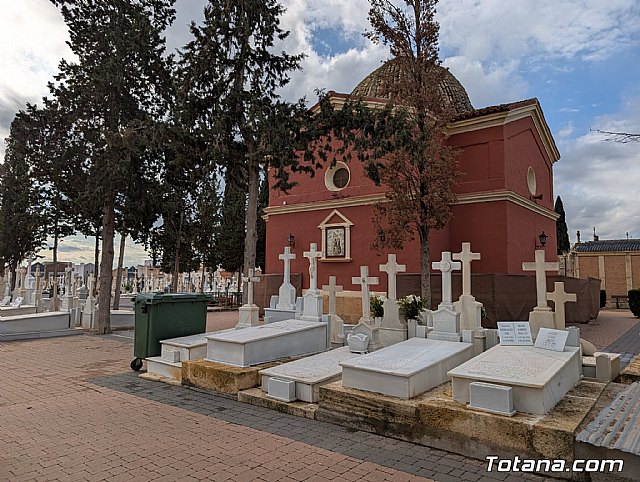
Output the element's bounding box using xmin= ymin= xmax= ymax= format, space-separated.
xmin=523 ymin=250 xmax=559 ymax=311
xmin=303 ymin=243 xmax=322 ymax=293
xmin=242 ymin=268 xmax=261 ymax=306
xmin=432 ymin=252 xmax=461 ymax=307
xmin=352 ymin=266 xmax=379 ymax=323
xmin=379 ymin=254 xmax=406 ymax=301
xmin=546 ymin=282 xmax=577 ymax=330
xmin=453 ymin=243 xmax=481 ymax=297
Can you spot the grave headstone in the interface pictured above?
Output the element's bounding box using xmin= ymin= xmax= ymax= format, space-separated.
xmin=428 ymin=252 xmax=462 ymax=342
xmin=523 ymin=250 xmax=558 ymax=337
xmin=452 ymin=243 xmax=484 ymax=331
xmin=277 ymin=247 xmax=297 ymax=310
xmin=301 ymin=244 xmax=324 ymax=323
xmin=534 ymin=327 xmax=569 ymax=352
xmin=322 ymin=276 xmax=345 ymax=346
xmin=379 ymin=254 xmax=407 ymax=346
xmin=497 ymin=322 xmax=533 ymax=346
xmin=352 ymin=266 xmax=381 ymax=352
xmin=236 ymin=268 xmax=261 ymax=329
xmin=546 ymin=282 xmax=577 ymax=330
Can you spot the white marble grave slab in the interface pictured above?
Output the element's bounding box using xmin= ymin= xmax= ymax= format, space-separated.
xmin=205 ymin=319 xmax=327 ymax=367
xmin=260 ymin=346 xmax=359 ymax=402
xmin=448 ymin=344 xmax=581 ymax=415
xmin=340 ymin=338 xmax=474 ymax=399
xmin=0 ymin=312 xmax=79 ymax=341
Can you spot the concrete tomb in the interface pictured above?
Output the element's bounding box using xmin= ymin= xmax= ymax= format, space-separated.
xmin=0 ymin=312 xmax=80 ymax=341
xmin=145 ymin=331 xmax=230 ymax=382
xmin=205 ymin=319 xmax=328 ymax=367
xmin=448 ymin=344 xmax=581 ymax=415
xmin=260 ymin=346 xmax=360 ymax=403
xmin=340 ymin=337 xmax=474 ymax=399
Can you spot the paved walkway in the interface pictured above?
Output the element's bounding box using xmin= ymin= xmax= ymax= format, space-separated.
xmin=1 ymin=309 xmax=638 ymax=481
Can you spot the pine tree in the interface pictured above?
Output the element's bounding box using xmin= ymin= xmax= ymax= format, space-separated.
xmin=178 ymin=0 xmax=309 ymax=285
xmin=555 ymin=196 xmax=570 ymax=254
xmin=49 ymin=0 xmax=176 ymax=333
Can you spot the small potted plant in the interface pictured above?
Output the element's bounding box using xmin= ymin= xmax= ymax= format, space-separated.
xmin=399 ymin=294 xmax=427 ymax=337
xmin=370 ymin=294 xmax=385 ymax=326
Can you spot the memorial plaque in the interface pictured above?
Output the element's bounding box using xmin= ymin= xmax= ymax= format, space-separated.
xmin=497 ymin=322 xmax=533 ymax=346
xmin=534 ymin=328 xmax=569 ymax=352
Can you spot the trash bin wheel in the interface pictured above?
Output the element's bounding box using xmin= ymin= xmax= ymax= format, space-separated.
xmin=130 ymin=357 xmax=143 ymax=371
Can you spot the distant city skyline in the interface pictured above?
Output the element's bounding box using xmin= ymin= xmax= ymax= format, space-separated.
xmin=1 ymin=0 xmax=639 ymax=267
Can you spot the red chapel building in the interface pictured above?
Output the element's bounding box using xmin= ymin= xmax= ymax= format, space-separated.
xmin=263 ymin=62 xmax=560 ymax=293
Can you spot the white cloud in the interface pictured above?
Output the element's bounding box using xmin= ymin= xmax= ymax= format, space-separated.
xmin=554 ymin=98 xmax=640 ymax=241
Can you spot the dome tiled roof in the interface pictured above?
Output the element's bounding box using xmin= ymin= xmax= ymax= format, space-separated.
xmin=351 ymin=60 xmax=474 ymax=115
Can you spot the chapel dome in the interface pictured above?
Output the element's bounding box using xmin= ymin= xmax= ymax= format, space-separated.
xmin=351 ymin=60 xmax=474 ymax=115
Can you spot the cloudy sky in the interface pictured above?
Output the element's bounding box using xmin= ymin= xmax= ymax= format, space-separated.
xmin=1 ymin=0 xmax=639 ymax=266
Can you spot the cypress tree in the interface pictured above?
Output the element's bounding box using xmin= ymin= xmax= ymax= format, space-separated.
xmin=555 ymin=196 xmax=570 ymax=254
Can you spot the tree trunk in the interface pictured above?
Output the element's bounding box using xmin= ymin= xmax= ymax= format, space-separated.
xmin=112 ymin=232 xmax=126 ymax=310
xmin=172 ymin=211 xmax=184 ymax=293
xmin=242 ymin=154 xmax=259 ymax=305
xmin=96 ymin=203 xmax=116 ymax=334
xmin=52 ymin=220 xmax=59 ymax=311
xmin=93 ymin=223 xmax=100 ymax=295
xmin=418 ymin=225 xmax=431 ymax=308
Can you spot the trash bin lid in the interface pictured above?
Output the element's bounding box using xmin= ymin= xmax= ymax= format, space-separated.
xmin=135 ymin=292 xmax=211 ymax=304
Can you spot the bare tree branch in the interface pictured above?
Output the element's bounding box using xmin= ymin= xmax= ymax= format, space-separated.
xmin=591 ymin=128 xmax=640 ymax=143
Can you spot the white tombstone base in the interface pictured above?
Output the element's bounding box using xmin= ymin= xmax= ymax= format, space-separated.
xmin=340 ymin=338 xmax=474 ymax=399
xmin=330 ymin=314 xmax=345 ymax=346
xmin=449 ymin=344 xmax=581 ymax=415
xmin=260 ymin=347 xmax=359 ymax=402
xmin=236 ymin=305 xmax=260 ymax=329
xmin=353 ymin=321 xmax=382 ymax=352
xmin=205 ymin=319 xmax=327 ymax=367
xmin=379 ymin=326 xmax=408 ymax=347
xmin=381 ymin=299 xmax=403 ymax=330
xmin=264 ymin=307 xmax=300 ymax=324
xmin=468 ymin=382 xmax=516 ymax=416
xmin=528 ymin=309 xmax=556 ymax=338
xmin=453 ymin=295 xmax=483 ymax=331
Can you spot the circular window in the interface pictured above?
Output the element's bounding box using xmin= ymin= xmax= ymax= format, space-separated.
xmin=325 ymin=162 xmax=351 ymax=191
xmin=527 ymin=166 xmax=537 ymax=196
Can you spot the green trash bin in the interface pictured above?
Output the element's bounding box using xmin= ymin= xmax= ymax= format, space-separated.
xmin=130 ymin=292 xmax=210 ymax=371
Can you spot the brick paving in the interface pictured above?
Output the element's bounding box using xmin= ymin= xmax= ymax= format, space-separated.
xmin=3 ymin=307 xmax=638 ymax=481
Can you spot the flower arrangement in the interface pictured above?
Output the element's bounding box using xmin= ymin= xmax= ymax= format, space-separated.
xmin=398 ymin=294 xmax=427 ymax=321
xmin=370 ymin=294 xmax=386 ymax=318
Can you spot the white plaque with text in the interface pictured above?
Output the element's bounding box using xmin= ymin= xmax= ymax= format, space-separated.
xmin=497 ymin=322 xmax=533 ymax=346
xmin=534 ymin=328 xmax=569 ymax=352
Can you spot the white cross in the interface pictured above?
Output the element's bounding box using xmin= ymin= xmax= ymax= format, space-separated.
xmin=453 ymin=242 xmax=481 ymax=297
xmin=303 ymin=243 xmax=323 ymax=291
xmin=379 ymin=254 xmax=406 ymax=301
xmin=432 ymin=252 xmax=461 ymax=306
xmin=278 ymin=247 xmax=296 ymax=285
xmin=352 ymin=266 xmax=379 ymax=321
xmin=242 ymin=268 xmax=261 ymax=306
xmin=546 ymin=281 xmax=577 ymax=330
xmin=523 ymin=250 xmax=559 ymax=310
xmin=322 ymin=276 xmax=343 ymax=316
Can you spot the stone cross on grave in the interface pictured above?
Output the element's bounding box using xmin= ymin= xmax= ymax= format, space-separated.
xmin=303 ymin=243 xmax=323 ymax=293
xmin=379 ymin=254 xmax=406 ymax=301
xmin=352 ymin=266 xmax=379 ymax=323
xmin=242 ymin=268 xmax=261 ymax=306
xmin=523 ymin=250 xmax=559 ymax=311
xmin=276 ymin=246 xmax=298 ymax=311
xmin=322 ymin=276 xmax=343 ymax=318
xmin=453 ymin=243 xmax=481 ymax=297
xmin=547 ymin=282 xmax=577 ymax=330
xmin=432 ymin=252 xmax=461 ymax=307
